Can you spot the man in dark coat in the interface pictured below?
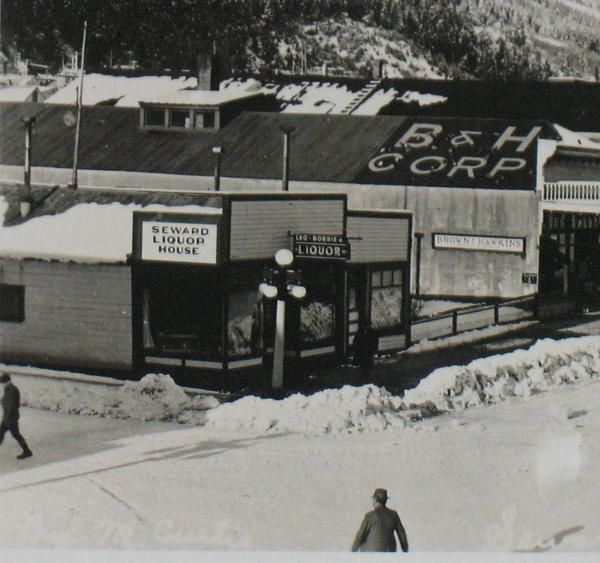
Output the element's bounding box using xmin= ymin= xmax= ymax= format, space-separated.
xmin=0 ymin=373 xmax=33 ymax=459
xmin=351 ymin=488 xmax=409 ymax=552
xmin=353 ymin=322 xmax=379 ymax=380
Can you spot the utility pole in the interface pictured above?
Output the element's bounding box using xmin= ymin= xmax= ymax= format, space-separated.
xmin=70 ymin=21 xmax=87 ymax=189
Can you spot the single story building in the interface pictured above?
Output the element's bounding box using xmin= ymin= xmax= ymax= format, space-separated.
xmin=0 ymin=186 xmax=411 ymax=378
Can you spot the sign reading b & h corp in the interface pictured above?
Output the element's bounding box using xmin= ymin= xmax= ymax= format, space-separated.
xmin=356 ymin=118 xmax=546 ymax=190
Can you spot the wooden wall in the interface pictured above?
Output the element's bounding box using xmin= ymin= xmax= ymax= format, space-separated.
xmin=347 ymin=214 xmax=411 ymax=263
xmin=229 ymin=198 xmax=345 ymax=260
xmin=0 ymin=260 xmax=132 ymax=369
xmin=289 ymin=181 xmax=540 ymax=299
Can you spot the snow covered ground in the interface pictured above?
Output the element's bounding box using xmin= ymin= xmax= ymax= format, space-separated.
xmin=1 ymin=332 xmax=600 ymax=562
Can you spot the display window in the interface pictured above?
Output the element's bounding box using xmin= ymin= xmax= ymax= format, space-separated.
xmin=296 ymin=263 xmax=338 ymax=347
xmin=226 ymin=265 xmax=264 ymax=358
xmin=370 ymin=267 xmax=404 ymax=330
xmin=141 ymin=266 xmax=224 ymax=357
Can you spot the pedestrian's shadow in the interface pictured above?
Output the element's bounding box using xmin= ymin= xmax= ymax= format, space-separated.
xmin=516 ymin=525 xmax=585 ymax=552
xmin=0 ymin=432 xmax=290 ymax=493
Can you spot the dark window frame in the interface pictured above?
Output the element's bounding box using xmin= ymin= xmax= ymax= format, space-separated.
xmin=169 ymin=109 xmax=192 ymax=129
xmin=144 ymin=107 xmax=166 ymax=127
xmin=0 ymin=284 xmax=25 ymax=323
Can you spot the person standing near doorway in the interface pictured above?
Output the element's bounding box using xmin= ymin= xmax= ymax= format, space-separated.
xmin=0 ymin=373 xmax=33 ymax=459
xmin=353 ymin=322 xmax=379 ymax=380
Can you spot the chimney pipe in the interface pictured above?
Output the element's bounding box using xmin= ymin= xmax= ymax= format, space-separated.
xmin=21 ymin=116 xmax=36 ymax=217
xmin=212 ymin=146 xmax=224 ymax=191
xmin=281 ymin=125 xmax=295 ymax=192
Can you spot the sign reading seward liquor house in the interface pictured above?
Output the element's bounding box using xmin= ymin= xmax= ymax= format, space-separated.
xmin=141 ymin=220 xmax=218 ymax=264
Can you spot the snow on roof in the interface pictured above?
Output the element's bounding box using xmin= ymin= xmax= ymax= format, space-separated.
xmin=0 ymin=86 xmax=38 ymax=102
xmin=352 ymin=88 xmax=399 ymax=115
xmin=139 ymin=79 xmax=271 ymax=106
xmin=553 ymin=123 xmax=600 ymax=149
xmin=0 ymin=196 xmax=220 ymax=263
xmin=280 ymin=82 xmax=356 ymax=114
xmin=397 ymin=90 xmax=447 ymax=107
xmin=44 ymin=73 xmax=198 ymax=107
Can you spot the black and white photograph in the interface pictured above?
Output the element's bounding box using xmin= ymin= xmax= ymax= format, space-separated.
xmin=0 ymin=0 xmax=599 ymax=560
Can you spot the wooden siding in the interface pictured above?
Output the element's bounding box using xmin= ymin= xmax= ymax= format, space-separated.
xmin=229 ymin=198 xmax=345 ymax=260
xmin=545 ymin=157 xmax=600 ymax=183
xmin=0 ymin=260 xmax=132 ymax=369
xmin=378 ymin=334 xmax=406 ymax=352
xmin=347 ymin=215 xmax=410 ymax=263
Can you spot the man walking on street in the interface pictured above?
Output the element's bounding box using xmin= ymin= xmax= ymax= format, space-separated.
xmin=351 ymin=488 xmax=408 ymax=552
xmin=0 ymin=373 xmax=33 ymax=459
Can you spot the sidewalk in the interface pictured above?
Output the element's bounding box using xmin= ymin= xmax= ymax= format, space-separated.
xmin=286 ymin=311 xmax=600 ymax=397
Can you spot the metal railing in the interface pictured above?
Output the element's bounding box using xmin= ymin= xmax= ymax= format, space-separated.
xmin=543 ymin=182 xmax=600 ymax=202
xmin=409 ymin=295 xmax=537 ymax=344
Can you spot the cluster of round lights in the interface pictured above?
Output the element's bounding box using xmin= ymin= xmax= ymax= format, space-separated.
xmin=259 ymin=249 xmax=307 ymax=300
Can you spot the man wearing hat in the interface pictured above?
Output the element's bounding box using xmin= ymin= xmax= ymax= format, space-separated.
xmin=351 ymin=488 xmax=408 ymax=552
xmin=0 ymin=373 xmax=33 ymax=459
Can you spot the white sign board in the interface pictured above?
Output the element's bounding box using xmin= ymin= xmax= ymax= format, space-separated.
xmin=141 ymin=221 xmax=218 ymax=264
xmin=433 ymin=233 xmax=524 ymax=254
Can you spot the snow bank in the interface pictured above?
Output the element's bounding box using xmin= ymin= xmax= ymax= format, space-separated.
xmin=18 ymin=373 xmax=218 ymax=423
xmin=206 ymin=335 xmax=600 ymax=433
xmin=404 ymin=336 xmax=600 ymax=411
xmin=204 ymin=384 xmax=406 ymax=434
xmin=11 ymin=335 xmax=600 ymax=435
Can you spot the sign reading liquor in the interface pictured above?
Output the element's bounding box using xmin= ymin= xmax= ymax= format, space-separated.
xmin=141 ymin=220 xmax=218 ymax=264
xmin=293 ymin=233 xmax=350 ymax=260
xmin=433 ymin=233 xmax=525 ymax=255
xmin=357 ymin=118 xmax=545 ymax=190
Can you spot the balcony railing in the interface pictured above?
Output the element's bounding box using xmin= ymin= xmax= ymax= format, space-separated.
xmin=543 ymin=182 xmax=600 ymax=202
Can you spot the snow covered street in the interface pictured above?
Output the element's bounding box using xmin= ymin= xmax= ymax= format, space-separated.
xmin=1 ymin=336 xmax=600 ymax=560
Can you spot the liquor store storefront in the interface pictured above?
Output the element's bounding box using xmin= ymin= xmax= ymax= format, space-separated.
xmin=131 ymin=193 xmax=413 ymax=377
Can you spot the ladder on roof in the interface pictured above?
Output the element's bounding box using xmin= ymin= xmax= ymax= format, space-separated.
xmin=280 ymin=81 xmax=310 ymax=110
xmin=340 ymin=79 xmax=381 ymax=115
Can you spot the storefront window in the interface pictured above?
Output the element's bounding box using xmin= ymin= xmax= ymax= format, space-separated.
xmin=297 ymin=263 xmax=337 ymax=345
xmin=227 ymin=289 xmax=263 ymax=357
xmin=143 ymin=266 xmax=223 ymax=357
xmin=227 ymin=266 xmax=263 ymax=358
xmin=300 ymin=301 xmax=334 ymax=342
xmin=370 ymin=267 xmax=403 ymax=329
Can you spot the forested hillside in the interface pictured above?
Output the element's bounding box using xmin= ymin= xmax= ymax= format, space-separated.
xmin=2 ymin=0 xmax=599 ymax=80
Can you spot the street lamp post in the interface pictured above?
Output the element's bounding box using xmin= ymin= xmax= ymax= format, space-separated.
xmin=259 ymin=248 xmax=306 ymax=389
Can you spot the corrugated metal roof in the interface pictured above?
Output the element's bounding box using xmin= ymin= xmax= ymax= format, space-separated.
xmin=0 ymin=102 xmax=408 ymax=182
xmin=0 ymin=102 xmax=576 ymax=189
